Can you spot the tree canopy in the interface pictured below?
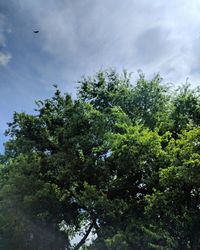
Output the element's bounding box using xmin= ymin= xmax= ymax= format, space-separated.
xmin=0 ymin=70 xmax=200 ymax=249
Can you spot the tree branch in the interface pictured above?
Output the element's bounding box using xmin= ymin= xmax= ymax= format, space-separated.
xmin=74 ymin=220 xmax=96 ymax=250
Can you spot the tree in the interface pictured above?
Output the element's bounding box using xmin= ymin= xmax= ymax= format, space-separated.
xmin=0 ymin=70 xmax=199 ymax=249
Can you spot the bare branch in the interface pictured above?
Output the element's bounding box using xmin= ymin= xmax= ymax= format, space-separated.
xmin=74 ymin=220 xmax=96 ymax=250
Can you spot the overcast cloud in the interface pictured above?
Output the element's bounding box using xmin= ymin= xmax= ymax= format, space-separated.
xmin=0 ymin=0 xmax=200 ymax=151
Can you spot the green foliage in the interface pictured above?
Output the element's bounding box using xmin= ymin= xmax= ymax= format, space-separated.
xmin=171 ymin=84 xmax=200 ymax=134
xmin=146 ymin=126 xmax=200 ymax=249
xmin=0 ymin=70 xmax=200 ymax=249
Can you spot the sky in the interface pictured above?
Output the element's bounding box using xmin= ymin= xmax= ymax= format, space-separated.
xmin=0 ymin=0 xmax=200 ymax=152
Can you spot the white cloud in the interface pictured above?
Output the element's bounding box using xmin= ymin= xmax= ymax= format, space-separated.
xmin=14 ymin=0 xmax=199 ymax=85
xmin=0 ymin=13 xmax=12 ymax=66
xmin=0 ymin=52 xmax=11 ymax=66
xmin=4 ymin=0 xmax=200 ymax=85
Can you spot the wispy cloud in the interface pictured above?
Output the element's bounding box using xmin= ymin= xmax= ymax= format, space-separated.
xmin=0 ymin=52 xmax=11 ymax=66
xmin=0 ymin=14 xmax=6 ymax=47
xmin=0 ymin=13 xmax=12 ymax=66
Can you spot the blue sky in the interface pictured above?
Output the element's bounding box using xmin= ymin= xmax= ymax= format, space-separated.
xmin=0 ymin=0 xmax=200 ymax=152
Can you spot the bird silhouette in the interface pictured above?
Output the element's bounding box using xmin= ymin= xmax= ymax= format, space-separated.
xmin=33 ymin=31 xmax=39 ymax=33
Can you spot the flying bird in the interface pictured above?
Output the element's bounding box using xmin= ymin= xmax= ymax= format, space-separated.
xmin=33 ymin=30 xmax=39 ymax=33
